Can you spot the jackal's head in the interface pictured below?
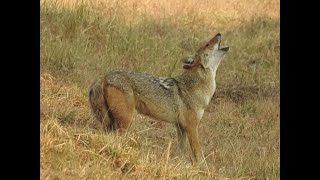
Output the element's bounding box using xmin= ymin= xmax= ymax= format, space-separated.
xmin=183 ymin=33 xmax=229 ymax=70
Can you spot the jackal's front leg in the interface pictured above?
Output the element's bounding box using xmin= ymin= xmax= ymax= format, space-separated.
xmin=185 ymin=119 xmax=202 ymax=162
xmin=176 ymin=123 xmax=187 ymax=155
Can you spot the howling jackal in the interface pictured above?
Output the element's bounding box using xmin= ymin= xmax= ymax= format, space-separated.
xmin=89 ymin=33 xmax=229 ymax=162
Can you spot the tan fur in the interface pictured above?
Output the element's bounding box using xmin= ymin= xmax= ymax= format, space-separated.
xmin=104 ymin=85 xmax=135 ymax=132
xmin=89 ymin=33 xmax=229 ymax=162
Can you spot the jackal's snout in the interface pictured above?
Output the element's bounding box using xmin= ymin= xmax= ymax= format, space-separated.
xmin=214 ymin=33 xmax=221 ymax=42
xmin=207 ymin=33 xmax=222 ymax=49
xmin=212 ymin=33 xmax=229 ymax=52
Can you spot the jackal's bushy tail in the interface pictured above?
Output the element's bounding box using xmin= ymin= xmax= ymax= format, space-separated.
xmin=89 ymin=77 xmax=113 ymax=131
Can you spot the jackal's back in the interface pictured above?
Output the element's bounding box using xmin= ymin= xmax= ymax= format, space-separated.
xmin=105 ymin=70 xmax=180 ymax=122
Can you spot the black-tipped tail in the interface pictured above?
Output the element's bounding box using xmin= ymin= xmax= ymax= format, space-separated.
xmin=89 ymin=78 xmax=114 ymax=131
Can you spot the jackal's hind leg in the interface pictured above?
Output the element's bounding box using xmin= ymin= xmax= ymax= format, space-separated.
xmin=104 ymin=86 xmax=135 ymax=134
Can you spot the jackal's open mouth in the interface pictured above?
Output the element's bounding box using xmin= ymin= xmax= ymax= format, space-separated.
xmin=219 ymin=38 xmax=230 ymax=52
xmin=217 ymin=35 xmax=228 ymax=51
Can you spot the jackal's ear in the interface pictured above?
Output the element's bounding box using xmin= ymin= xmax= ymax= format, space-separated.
xmin=182 ymin=56 xmax=196 ymax=69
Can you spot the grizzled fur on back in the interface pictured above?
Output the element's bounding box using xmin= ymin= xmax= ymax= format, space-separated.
xmin=105 ymin=71 xmax=181 ymax=123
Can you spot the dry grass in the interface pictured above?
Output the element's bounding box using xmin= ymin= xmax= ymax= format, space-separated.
xmin=44 ymin=0 xmax=279 ymax=26
xmin=40 ymin=0 xmax=280 ymax=179
xmin=40 ymin=73 xmax=226 ymax=179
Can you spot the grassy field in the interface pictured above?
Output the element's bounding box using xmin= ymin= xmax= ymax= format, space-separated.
xmin=40 ymin=0 xmax=280 ymax=179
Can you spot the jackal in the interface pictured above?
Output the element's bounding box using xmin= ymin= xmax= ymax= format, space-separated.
xmin=89 ymin=33 xmax=229 ymax=162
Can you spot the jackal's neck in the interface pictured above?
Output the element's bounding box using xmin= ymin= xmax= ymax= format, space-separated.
xmin=175 ymin=66 xmax=217 ymax=89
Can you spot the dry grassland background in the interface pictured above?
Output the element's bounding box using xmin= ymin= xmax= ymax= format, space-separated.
xmin=40 ymin=0 xmax=280 ymax=179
